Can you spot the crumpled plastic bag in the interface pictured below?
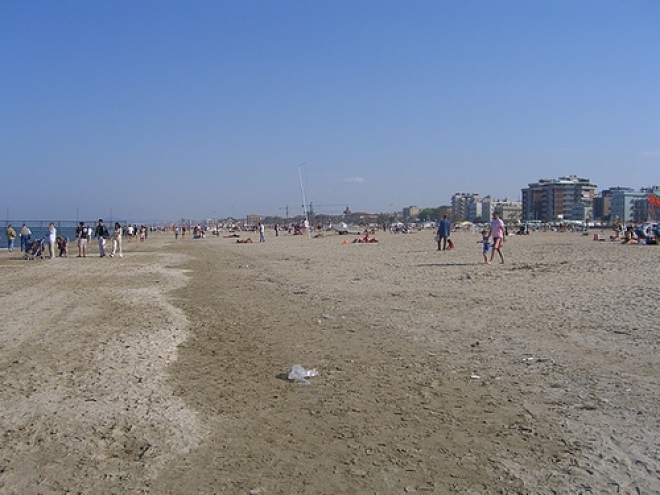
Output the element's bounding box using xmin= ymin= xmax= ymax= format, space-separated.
xmin=288 ymin=364 xmax=318 ymax=386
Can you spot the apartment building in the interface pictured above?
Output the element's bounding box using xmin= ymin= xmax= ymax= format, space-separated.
xmin=522 ymin=176 xmax=596 ymax=222
xmin=451 ymin=193 xmax=479 ymax=221
xmin=610 ymin=186 xmax=660 ymax=223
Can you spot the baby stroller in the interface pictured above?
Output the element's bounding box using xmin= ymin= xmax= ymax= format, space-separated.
xmin=25 ymin=238 xmax=45 ymax=260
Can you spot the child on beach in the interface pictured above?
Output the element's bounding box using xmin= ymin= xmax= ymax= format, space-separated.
xmin=479 ymin=230 xmax=492 ymax=264
xmin=57 ymin=236 xmax=68 ymax=257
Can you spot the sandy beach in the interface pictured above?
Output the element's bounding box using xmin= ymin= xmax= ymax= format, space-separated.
xmin=0 ymin=230 xmax=658 ymax=494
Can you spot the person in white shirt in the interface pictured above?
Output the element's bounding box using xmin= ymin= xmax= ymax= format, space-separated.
xmin=47 ymin=222 xmax=57 ymax=259
xmin=19 ymin=223 xmax=32 ymax=252
xmin=110 ymin=222 xmax=123 ymax=258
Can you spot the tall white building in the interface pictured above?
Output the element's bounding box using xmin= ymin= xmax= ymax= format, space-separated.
xmin=451 ymin=193 xmax=479 ymax=221
xmin=483 ymin=196 xmax=522 ymax=223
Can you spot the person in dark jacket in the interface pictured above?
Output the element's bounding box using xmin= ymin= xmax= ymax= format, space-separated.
xmin=94 ymin=219 xmax=110 ymax=257
xmin=436 ymin=215 xmax=452 ymax=251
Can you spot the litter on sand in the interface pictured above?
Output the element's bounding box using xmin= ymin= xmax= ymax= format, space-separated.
xmin=288 ymin=364 xmax=318 ymax=386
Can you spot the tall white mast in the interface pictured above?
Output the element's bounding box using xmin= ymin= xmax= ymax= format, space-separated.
xmin=298 ymin=162 xmax=311 ymax=238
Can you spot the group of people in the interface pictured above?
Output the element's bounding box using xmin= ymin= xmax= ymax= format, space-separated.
xmin=5 ymin=223 xmax=62 ymax=258
xmin=3 ymin=220 xmax=125 ymax=259
xmin=618 ymin=223 xmax=660 ymax=245
xmin=74 ymin=219 xmax=124 ymax=258
xmin=436 ymin=212 xmax=506 ymax=264
xmin=3 ymin=223 xmax=36 ymax=252
xmin=42 ymin=222 xmax=67 ymax=259
xmin=482 ymin=211 xmax=506 ymax=264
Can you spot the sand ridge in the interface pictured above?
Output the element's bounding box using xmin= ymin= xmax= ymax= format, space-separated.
xmin=0 ymin=247 xmax=205 ymax=493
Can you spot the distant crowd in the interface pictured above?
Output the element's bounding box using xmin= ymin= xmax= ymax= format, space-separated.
xmin=4 ymin=216 xmax=657 ymax=264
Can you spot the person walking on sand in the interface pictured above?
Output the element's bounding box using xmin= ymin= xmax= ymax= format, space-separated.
xmin=19 ymin=223 xmax=31 ymax=252
xmin=94 ymin=219 xmax=109 ymax=257
xmin=489 ymin=211 xmax=505 ymax=264
xmin=47 ymin=222 xmax=57 ymax=259
xmin=258 ymin=222 xmax=265 ymax=243
xmin=110 ymin=222 xmax=123 ymax=258
xmin=479 ymin=229 xmax=492 ymax=264
xmin=76 ymin=221 xmax=88 ymax=257
xmin=436 ymin=215 xmax=451 ymax=251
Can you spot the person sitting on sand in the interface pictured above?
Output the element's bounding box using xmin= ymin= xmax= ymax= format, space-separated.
xmin=621 ymin=225 xmax=635 ymax=244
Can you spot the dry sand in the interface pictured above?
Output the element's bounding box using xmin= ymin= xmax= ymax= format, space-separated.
xmin=0 ymin=230 xmax=658 ymax=494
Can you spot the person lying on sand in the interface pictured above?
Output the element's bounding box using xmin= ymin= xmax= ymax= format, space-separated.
xmin=353 ymin=233 xmax=378 ymax=243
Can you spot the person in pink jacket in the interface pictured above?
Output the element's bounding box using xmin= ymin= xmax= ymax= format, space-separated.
xmin=489 ymin=211 xmax=505 ymax=264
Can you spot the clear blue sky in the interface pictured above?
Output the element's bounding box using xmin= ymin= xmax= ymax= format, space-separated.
xmin=1 ymin=1 xmax=658 ymax=221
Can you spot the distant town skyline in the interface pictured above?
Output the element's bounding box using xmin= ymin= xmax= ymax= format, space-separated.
xmin=2 ymin=2 xmax=658 ymax=222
